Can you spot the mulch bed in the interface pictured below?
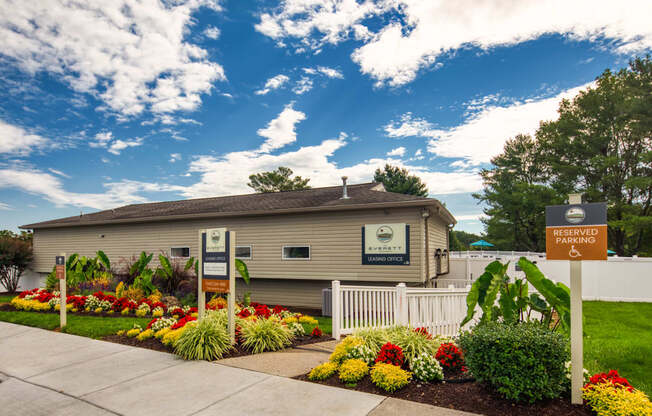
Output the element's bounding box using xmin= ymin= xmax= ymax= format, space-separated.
xmin=102 ymin=334 xmax=334 ymax=358
xmin=295 ymin=372 xmax=591 ymax=416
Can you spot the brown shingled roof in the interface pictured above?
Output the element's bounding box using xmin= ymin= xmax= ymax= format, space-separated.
xmin=20 ymin=182 xmax=456 ymax=229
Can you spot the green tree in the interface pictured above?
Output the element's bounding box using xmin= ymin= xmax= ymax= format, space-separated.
xmin=450 ymin=230 xmax=483 ymax=251
xmin=474 ymin=57 xmax=652 ymax=255
xmin=373 ymin=164 xmax=428 ymax=196
xmin=474 ymin=134 xmax=564 ymax=251
xmin=537 ymin=56 xmax=652 ymax=255
xmin=0 ymin=235 xmax=33 ymax=292
xmin=247 ymin=167 xmax=311 ymax=193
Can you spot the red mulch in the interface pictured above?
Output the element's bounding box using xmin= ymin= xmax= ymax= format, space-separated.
xmin=102 ymin=334 xmax=333 ymax=358
xmin=294 ymin=372 xmax=591 ymax=416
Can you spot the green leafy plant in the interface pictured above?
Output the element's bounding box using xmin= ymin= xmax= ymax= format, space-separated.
xmin=458 ymin=322 xmax=569 ymax=403
xmin=239 ymin=318 xmax=294 ymax=354
xmin=353 ymin=328 xmax=390 ymax=354
xmin=390 ymin=327 xmax=440 ymax=366
xmin=133 ymin=269 xmax=156 ymax=297
xmin=461 ymin=257 xmax=571 ymax=332
xmin=174 ymin=318 xmax=233 ymax=360
xmin=0 ymin=236 xmax=33 ymax=293
xmin=155 ymin=253 xmax=193 ymax=295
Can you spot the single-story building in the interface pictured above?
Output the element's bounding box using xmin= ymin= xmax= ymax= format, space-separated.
xmin=20 ymin=180 xmax=456 ymax=308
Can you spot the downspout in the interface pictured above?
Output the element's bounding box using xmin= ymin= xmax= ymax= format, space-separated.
xmin=422 ymin=209 xmax=430 ymax=286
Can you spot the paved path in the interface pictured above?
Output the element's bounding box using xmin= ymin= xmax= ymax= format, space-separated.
xmin=0 ymin=322 xmax=476 ymax=416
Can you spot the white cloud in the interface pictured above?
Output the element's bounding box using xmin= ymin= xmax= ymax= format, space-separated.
xmin=292 ymin=76 xmax=313 ymax=95
xmin=255 ymin=74 xmax=290 ymax=95
xmin=316 ymin=66 xmax=344 ymax=79
xmin=170 ymin=153 xmax=182 ymax=163
xmin=386 ymin=83 xmax=591 ymax=165
xmin=455 ymin=214 xmax=485 ymax=221
xmin=89 ymin=131 xmax=144 ymax=155
xmin=386 ymin=147 xmax=405 ymax=157
xmin=0 ymin=0 xmax=226 ymax=117
xmin=0 ymin=120 xmax=48 ymax=155
xmin=108 ymin=138 xmax=144 ymax=155
xmin=48 ymin=168 xmax=71 ymax=179
xmin=203 ymin=26 xmax=221 ymax=40
xmin=0 ymin=167 xmax=182 ymax=210
xmin=0 ymin=202 xmax=11 ymax=210
xmin=256 ymin=0 xmax=652 ymax=86
xmin=257 ymin=104 xmax=307 ymax=153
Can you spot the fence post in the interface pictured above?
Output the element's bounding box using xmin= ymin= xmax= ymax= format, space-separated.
xmin=448 ymin=284 xmax=455 ymax=291
xmin=332 ymin=280 xmax=341 ymax=340
xmin=396 ymin=283 xmax=408 ymax=326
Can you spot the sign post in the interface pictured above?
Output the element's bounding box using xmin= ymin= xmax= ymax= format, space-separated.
xmin=56 ymin=254 xmax=66 ymax=328
xmin=546 ymin=195 xmax=607 ymax=405
xmin=197 ymin=228 xmax=235 ymax=343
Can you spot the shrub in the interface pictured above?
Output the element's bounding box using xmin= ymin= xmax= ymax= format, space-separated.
xmin=583 ymin=379 xmax=652 ymax=416
xmin=0 ymin=236 xmax=33 ymax=293
xmin=311 ymin=327 xmax=323 ymax=337
xmin=370 ymin=363 xmax=412 ymax=392
xmin=375 ymin=342 xmax=404 ymax=367
xmin=239 ymin=318 xmax=294 ymax=354
xmin=345 ymin=344 xmax=376 ymax=365
xmin=288 ymin=322 xmax=305 ymax=337
xmin=174 ymin=318 xmax=232 ymax=360
xmin=137 ymin=329 xmax=154 ymax=341
xmin=330 ymin=336 xmax=364 ymax=363
xmin=458 ymin=322 xmax=569 ymax=403
xmin=308 ymin=362 xmax=338 ymax=381
xmin=338 ymin=359 xmax=369 ymax=383
xmin=410 ymin=353 xmax=444 ymax=382
xmin=435 ymin=343 xmax=465 ymax=372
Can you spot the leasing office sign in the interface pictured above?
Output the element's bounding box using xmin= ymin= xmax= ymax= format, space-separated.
xmin=362 ymin=223 xmax=410 ymax=265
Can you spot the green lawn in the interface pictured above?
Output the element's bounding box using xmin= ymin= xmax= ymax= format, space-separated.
xmin=0 ymin=294 xmax=15 ymax=303
xmin=583 ymin=301 xmax=652 ymax=396
xmin=0 ymin=311 xmax=151 ymax=339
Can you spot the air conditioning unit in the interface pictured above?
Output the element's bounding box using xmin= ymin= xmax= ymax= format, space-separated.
xmin=322 ymin=288 xmax=332 ymax=317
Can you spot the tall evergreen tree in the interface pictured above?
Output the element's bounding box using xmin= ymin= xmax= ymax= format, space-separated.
xmin=374 ymin=164 xmax=428 ymax=196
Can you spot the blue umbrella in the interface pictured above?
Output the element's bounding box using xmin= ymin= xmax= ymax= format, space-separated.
xmin=470 ymin=239 xmax=494 ymax=247
xmin=607 ymin=249 xmax=616 ymax=255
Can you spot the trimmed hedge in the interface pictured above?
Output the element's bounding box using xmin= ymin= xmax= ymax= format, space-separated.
xmin=458 ymin=322 xmax=569 ymax=403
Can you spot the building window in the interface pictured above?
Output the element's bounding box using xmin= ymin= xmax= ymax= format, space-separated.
xmin=170 ymin=247 xmax=190 ymax=258
xmin=282 ymin=245 xmax=310 ymax=260
xmin=236 ymin=245 xmax=252 ymax=259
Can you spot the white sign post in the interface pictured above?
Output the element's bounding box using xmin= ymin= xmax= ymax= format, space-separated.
xmin=568 ymin=193 xmax=583 ymax=405
xmin=56 ymin=254 xmax=66 ymax=329
xmin=197 ymin=228 xmax=235 ymax=343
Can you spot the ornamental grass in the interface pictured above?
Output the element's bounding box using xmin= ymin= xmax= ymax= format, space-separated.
xmin=239 ymin=318 xmax=294 ymax=354
xmin=174 ymin=318 xmax=232 ymax=361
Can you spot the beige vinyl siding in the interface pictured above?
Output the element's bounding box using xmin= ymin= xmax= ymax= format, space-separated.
xmin=31 ymin=207 xmax=425 ymax=283
xmin=427 ymin=215 xmax=449 ymax=277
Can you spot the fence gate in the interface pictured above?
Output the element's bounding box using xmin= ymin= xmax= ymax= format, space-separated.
xmin=331 ymin=280 xmax=471 ymax=340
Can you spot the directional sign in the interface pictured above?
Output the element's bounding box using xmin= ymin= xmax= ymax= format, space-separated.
xmin=545 ymin=202 xmax=607 ymax=261
xmin=201 ymin=228 xmax=230 ymax=293
xmin=55 ymin=255 xmax=65 ymax=279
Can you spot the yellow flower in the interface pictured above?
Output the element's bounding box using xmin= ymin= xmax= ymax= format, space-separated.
xmin=126 ymin=328 xmax=141 ymax=338
xmin=137 ymin=329 xmax=154 ymax=341
xmin=370 ymin=363 xmax=412 ymax=392
xmin=339 ymin=359 xmax=369 ymax=383
xmin=107 ymin=310 xmax=114 ymax=315
xmin=54 ymin=304 xmax=61 ymax=311
xmin=116 ymin=330 xmax=126 ymax=336
xmin=190 ymin=312 xmax=198 ymax=318
xmin=283 ymin=316 xmax=298 ymax=324
xmin=155 ymin=327 xmax=171 ymax=339
xmin=94 ymin=307 xmax=103 ymax=314
xmin=121 ymin=308 xmax=130 ymax=316
xmin=115 ymin=281 xmax=125 ymax=298
xmin=583 ymin=383 xmax=652 ymax=416
xmin=135 ymin=309 xmax=148 ymax=317
xmin=71 ymin=308 xmax=78 ymax=313
xmin=66 ymin=304 xmax=73 ymax=311
xmin=84 ymin=307 xmax=91 ymax=312
xmin=308 ymin=362 xmax=339 ymax=381
xmin=330 ymin=336 xmax=364 ymax=363
xmin=152 ymin=309 xmax=163 ymax=318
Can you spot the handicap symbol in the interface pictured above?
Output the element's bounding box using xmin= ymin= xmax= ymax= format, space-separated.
xmin=569 ymin=245 xmax=582 ymax=258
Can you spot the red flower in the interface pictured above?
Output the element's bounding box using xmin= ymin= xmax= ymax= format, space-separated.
xmin=436 ymin=343 xmax=465 ymax=371
xmin=584 ymin=370 xmax=633 ymax=392
xmin=237 ymin=308 xmax=252 ymax=318
xmin=171 ymin=307 xmax=185 ymax=316
xmin=254 ymin=304 xmax=271 ymax=319
xmin=311 ymin=327 xmax=323 ymax=337
xmin=375 ymin=342 xmax=405 ymax=367
xmin=147 ymin=318 xmax=159 ymax=330
xmin=414 ymin=327 xmax=432 ymax=339
xmin=170 ymin=315 xmax=196 ymax=330
xmin=272 ymin=305 xmax=287 ymax=315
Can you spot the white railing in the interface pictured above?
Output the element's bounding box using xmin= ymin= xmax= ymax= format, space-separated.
xmin=331 ymin=280 xmax=471 ymax=340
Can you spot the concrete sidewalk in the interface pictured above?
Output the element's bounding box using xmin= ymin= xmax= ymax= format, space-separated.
xmin=0 ymin=322 xmax=475 ymax=416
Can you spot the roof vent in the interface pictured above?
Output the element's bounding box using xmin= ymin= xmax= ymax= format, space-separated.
xmin=341 ymin=176 xmax=350 ymax=199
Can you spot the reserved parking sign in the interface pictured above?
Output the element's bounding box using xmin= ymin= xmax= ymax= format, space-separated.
xmin=545 ymin=202 xmax=607 ymax=260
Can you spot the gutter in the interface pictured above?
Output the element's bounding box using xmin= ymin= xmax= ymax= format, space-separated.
xmin=21 ymin=199 xmax=457 ymax=230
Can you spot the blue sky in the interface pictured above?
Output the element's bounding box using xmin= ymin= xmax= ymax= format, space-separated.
xmin=1 ymin=0 xmax=651 ymax=234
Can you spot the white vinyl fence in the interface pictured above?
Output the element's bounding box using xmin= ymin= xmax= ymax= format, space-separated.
xmin=331 ymin=280 xmax=471 ymax=340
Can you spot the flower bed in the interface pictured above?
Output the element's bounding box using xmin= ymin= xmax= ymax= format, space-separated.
xmin=106 ymin=301 xmax=330 ymax=360
xmin=298 ymin=326 xmax=598 ymax=416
